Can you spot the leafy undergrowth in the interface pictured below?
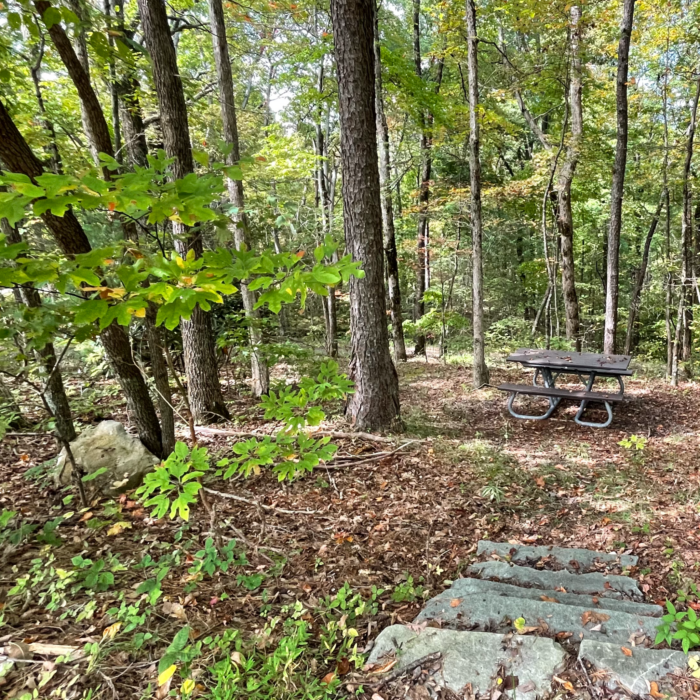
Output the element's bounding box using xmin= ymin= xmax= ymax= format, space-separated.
xmin=2 ymin=355 xmax=700 ymax=698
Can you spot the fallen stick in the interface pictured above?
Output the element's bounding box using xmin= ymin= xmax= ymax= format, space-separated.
xmin=195 ymin=426 xmax=404 ymax=444
xmin=202 ymin=487 xmax=320 ymax=515
xmin=370 ymin=651 xmax=442 ymax=689
xmin=324 ymin=440 xmax=419 ymax=469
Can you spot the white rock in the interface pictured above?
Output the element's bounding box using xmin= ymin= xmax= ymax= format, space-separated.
xmin=54 ymin=420 xmax=160 ymax=496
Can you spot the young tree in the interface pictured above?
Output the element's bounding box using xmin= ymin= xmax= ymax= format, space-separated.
xmin=137 ymin=0 xmax=230 ymax=422
xmin=207 ymin=0 xmax=269 ymax=397
xmin=465 ymin=0 xmax=489 ymax=387
xmin=373 ymin=6 xmax=407 ymax=362
xmin=556 ymin=6 xmax=583 ymax=351
xmin=330 ymin=0 xmax=400 ymax=430
xmin=603 ymin=0 xmax=635 ymax=355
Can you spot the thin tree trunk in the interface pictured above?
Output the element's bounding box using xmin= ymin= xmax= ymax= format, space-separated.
xmin=374 ymin=4 xmax=407 ymax=362
xmin=0 ymin=98 xmax=164 ymax=457
xmin=138 ymin=0 xmax=230 ymax=423
xmin=465 ymin=0 xmax=489 ymax=387
xmin=603 ymin=0 xmax=635 ymax=354
xmin=330 ymin=0 xmax=400 ymax=430
xmin=207 ymin=0 xmax=269 ymax=395
xmin=624 ymin=193 xmax=665 ymax=354
xmin=2 ymin=220 xmax=76 ymax=441
xmin=557 ymin=6 xmax=583 ymax=351
xmin=672 ymin=79 xmax=700 ymax=383
xmin=663 ymin=29 xmax=672 ymax=378
xmin=29 ymin=36 xmax=62 ymax=174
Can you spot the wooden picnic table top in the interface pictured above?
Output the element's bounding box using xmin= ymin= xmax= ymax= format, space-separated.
xmin=506 ymin=348 xmax=632 ymax=374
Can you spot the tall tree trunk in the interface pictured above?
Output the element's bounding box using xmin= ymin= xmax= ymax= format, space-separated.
xmin=466 ymin=0 xmax=489 ymax=387
xmin=624 ymin=193 xmax=665 ymax=354
xmin=672 ymin=79 xmax=700 ymax=384
xmin=374 ymin=5 xmax=407 ymax=362
xmin=330 ymin=0 xmax=400 ymax=430
xmin=603 ymin=0 xmax=635 ymax=354
xmin=1 ymin=220 xmax=76 ymax=441
xmin=207 ymin=0 xmax=269 ymax=395
xmin=138 ymin=0 xmax=230 ymax=423
xmin=0 ymin=98 xmax=164 ymax=457
xmin=29 ymin=36 xmax=63 ymax=174
xmin=556 ymin=5 xmax=583 ymax=351
xmin=412 ymin=0 xmax=427 ymax=354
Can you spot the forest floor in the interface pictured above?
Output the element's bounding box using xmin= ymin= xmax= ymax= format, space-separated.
xmin=1 ymin=350 xmax=699 ymax=699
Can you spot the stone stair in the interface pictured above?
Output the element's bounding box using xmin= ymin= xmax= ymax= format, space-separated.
xmin=367 ymin=540 xmax=688 ymax=698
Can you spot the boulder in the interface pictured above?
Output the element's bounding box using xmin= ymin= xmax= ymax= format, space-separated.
xmin=54 ymin=420 xmax=160 ymax=496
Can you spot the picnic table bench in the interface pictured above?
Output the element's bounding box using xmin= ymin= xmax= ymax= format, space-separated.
xmin=497 ymin=348 xmax=633 ymax=428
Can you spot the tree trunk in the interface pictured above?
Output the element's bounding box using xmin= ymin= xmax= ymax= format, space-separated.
xmin=330 ymin=0 xmax=400 ymax=430
xmin=138 ymin=0 xmax=230 ymax=422
xmin=465 ymin=0 xmax=489 ymax=387
xmin=623 ymin=193 xmax=665 ymax=354
xmin=556 ymin=6 xmax=583 ymax=351
xmin=603 ymin=0 xmax=635 ymax=354
xmin=2 ymin=220 xmax=76 ymax=441
xmin=207 ymin=0 xmax=269 ymax=395
xmin=0 ymin=98 xmax=164 ymax=457
xmin=145 ymin=304 xmax=175 ymax=455
xmin=412 ymin=0 xmax=427 ymax=354
xmin=374 ymin=5 xmax=407 ymax=362
xmin=672 ymin=79 xmax=700 ymax=383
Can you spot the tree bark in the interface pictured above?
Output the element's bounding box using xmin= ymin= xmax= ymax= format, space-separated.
xmin=465 ymin=0 xmax=489 ymax=387
xmin=374 ymin=5 xmax=407 ymax=362
xmin=623 ymin=193 xmax=665 ymax=354
xmin=0 ymin=98 xmax=164 ymax=457
xmin=331 ymin=0 xmax=400 ymax=430
xmin=2 ymin=220 xmax=76 ymax=441
xmin=207 ymin=0 xmax=269 ymax=395
xmin=556 ymin=6 xmax=583 ymax=351
xmin=672 ymin=79 xmax=700 ymax=384
xmin=138 ymin=0 xmax=229 ymax=422
xmin=603 ymin=0 xmax=635 ymax=354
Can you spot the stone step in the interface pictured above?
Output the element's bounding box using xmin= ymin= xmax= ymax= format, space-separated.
xmin=450 ymin=577 xmax=662 ymax=617
xmin=469 ymin=561 xmax=642 ymax=600
xmin=366 ymin=624 xmax=566 ymax=700
xmin=477 ymin=540 xmax=638 ymax=572
xmin=579 ymin=640 xmax=687 ymax=695
xmin=414 ymin=592 xmax=659 ymax=645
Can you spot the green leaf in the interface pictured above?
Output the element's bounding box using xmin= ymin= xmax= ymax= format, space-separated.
xmin=41 ymin=6 xmax=62 ymax=28
xmin=82 ymin=467 xmax=108 ymax=482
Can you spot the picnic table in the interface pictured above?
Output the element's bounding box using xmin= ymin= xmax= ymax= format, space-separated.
xmin=497 ymin=348 xmax=633 ymax=428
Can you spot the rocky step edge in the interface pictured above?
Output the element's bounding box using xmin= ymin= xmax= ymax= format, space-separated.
xmin=477 ymin=539 xmax=638 ymax=573
xmin=365 ymin=627 xmax=688 ymax=699
xmin=470 ymin=560 xmax=643 ymax=600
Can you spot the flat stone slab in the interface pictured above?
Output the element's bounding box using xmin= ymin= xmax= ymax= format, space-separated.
xmin=415 ymin=592 xmax=659 ymax=644
xmin=450 ymin=578 xmax=662 ymax=617
xmin=477 ymin=540 xmax=638 ymax=572
xmin=470 ymin=561 xmax=642 ymax=600
xmin=367 ymin=624 xmax=566 ymax=699
xmin=579 ymin=639 xmax=687 ymax=695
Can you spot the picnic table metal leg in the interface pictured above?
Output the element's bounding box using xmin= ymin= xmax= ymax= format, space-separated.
xmin=507 ymin=391 xmax=561 ymax=421
xmin=575 ymin=400 xmax=613 ymax=428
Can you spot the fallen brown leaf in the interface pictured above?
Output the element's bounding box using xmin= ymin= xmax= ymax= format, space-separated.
xmin=621 ymin=646 xmax=633 ymax=657
xmin=581 ymin=610 xmax=610 ymax=626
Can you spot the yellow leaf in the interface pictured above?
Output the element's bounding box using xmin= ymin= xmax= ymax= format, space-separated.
xmin=102 ymin=622 xmax=121 ymax=640
xmin=134 ymin=307 xmax=146 ymax=318
xmin=514 ymin=617 xmax=526 ymax=632
xmin=181 ymin=678 xmax=195 ymax=695
xmin=175 ymin=256 xmax=185 ymax=269
xmin=158 ymin=664 xmax=177 ymax=687
xmin=107 ymin=287 xmax=127 ymax=299
xmin=107 ymin=521 xmax=132 ymax=536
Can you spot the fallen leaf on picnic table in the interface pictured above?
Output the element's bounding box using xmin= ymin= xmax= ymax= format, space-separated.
xmin=450 ymin=598 xmax=462 ymax=607
xmin=621 ymin=646 xmax=633 ymax=656
xmin=581 ymin=610 xmax=610 ymax=626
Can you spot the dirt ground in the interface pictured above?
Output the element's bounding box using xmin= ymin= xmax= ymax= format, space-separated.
xmin=2 ymin=354 xmax=699 ymax=698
